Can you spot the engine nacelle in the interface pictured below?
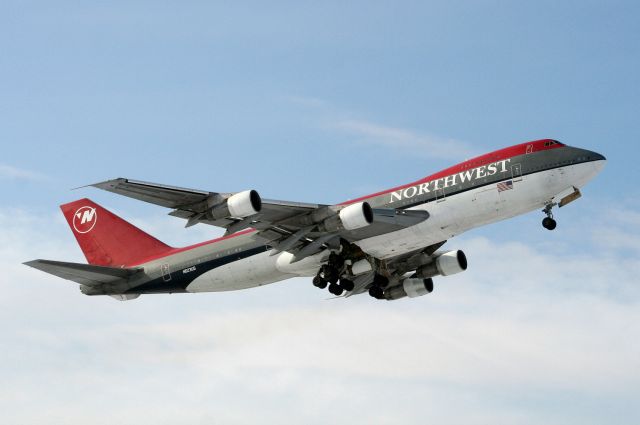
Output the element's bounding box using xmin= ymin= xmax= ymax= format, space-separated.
xmin=416 ymin=250 xmax=467 ymax=278
xmin=321 ymin=202 xmax=374 ymax=232
xmin=385 ymin=278 xmax=434 ymax=300
xmin=340 ymin=202 xmax=374 ymax=230
xmin=228 ymin=190 xmax=262 ymax=218
xmin=208 ymin=190 xmax=262 ymax=219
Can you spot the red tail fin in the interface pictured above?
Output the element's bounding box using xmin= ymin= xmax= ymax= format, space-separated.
xmin=60 ymin=198 xmax=173 ymax=267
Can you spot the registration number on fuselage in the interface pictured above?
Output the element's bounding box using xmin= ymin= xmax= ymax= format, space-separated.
xmin=182 ymin=266 xmax=197 ymax=274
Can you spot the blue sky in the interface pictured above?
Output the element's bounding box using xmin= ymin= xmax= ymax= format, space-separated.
xmin=1 ymin=1 xmax=639 ymax=424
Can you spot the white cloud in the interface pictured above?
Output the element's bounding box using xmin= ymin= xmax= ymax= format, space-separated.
xmin=588 ymin=206 xmax=640 ymax=255
xmin=0 ymin=164 xmax=47 ymax=181
xmin=335 ymin=119 xmax=477 ymax=160
xmin=1 ymin=205 xmax=639 ymax=424
xmin=283 ymin=96 xmax=476 ymax=160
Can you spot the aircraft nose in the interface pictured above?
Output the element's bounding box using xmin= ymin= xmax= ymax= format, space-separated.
xmin=573 ymin=147 xmax=606 ymax=163
xmin=589 ymin=150 xmax=606 ymax=162
xmin=584 ymin=149 xmax=606 ymax=176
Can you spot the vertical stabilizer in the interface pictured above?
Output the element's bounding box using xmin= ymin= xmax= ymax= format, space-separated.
xmin=60 ymin=198 xmax=173 ymax=267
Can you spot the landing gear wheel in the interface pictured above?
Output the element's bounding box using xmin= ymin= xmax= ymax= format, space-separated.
xmin=542 ymin=217 xmax=557 ymax=230
xmin=321 ymin=265 xmax=339 ymax=284
xmin=340 ymin=279 xmax=355 ymax=292
xmin=312 ymin=275 xmax=327 ymax=289
xmin=368 ymin=285 xmax=384 ymax=299
xmin=328 ymin=282 xmax=343 ymax=296
xmin=373 ymin=274 xmax=389 ymax=288
xmin=542 ymin=203 xmax=557 ymax=231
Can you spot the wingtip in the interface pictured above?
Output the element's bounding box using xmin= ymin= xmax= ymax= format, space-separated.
xmin=71 ymin=183 xmax=92 ymax=191
xmin=77 ymin=178 xmax=128 ymax=191
xmin=92 ymin=177 xmax=127 ymax=188
xmin=70 ymin=178 xmax=126 ymax=191
xmin=23 ymin=259 xmax=44 ymax=269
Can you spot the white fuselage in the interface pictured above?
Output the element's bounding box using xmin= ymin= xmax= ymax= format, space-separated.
xmin=184 ymin=159 xmax=605 ymax=293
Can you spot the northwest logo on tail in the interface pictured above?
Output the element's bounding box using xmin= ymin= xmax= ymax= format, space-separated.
xmin=73 ymin=206 xmax=97 ymax=233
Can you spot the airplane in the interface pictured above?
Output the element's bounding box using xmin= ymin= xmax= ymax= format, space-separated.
xmin=25 ymin=139 xmax=606 ymax=301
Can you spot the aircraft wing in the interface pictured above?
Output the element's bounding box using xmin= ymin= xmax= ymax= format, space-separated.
xmin=91 ymin=177 xmax=322 ymax=231
xmin=92 ymin=178 xmax=430 ymax=262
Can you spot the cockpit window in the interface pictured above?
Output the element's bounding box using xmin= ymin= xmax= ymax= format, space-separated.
xmin=544 ymin=140 xmax=562 ymax=147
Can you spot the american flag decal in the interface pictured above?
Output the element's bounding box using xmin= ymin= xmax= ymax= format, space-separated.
xmin=497 ymin=180 xmax=514 ymax=192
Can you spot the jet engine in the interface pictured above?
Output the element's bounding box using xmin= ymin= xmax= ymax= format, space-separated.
xmin=207 ymin=190 xmax=262 ymax=220
xmin=340 ymin=202 xmax=374 ymax=230
xmin=320 ymin=202 xmax=374 ymax=232
xmin=384 ymin=278 xmax=434 ymax=300
xmin=416 ymin=250 xmax=467 ymax=278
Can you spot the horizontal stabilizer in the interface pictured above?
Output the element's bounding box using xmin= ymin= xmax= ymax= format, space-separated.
xmin=24 ymin=259 xmax=141 ymax=287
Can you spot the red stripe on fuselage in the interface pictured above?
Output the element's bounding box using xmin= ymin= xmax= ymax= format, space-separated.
xmin=128 ymin=228 xmax=257 ymax=266
xmin=132 ymin=139 xmax=563 ymax=265
xmin=340 ymin=139 xmax=564 ymax=205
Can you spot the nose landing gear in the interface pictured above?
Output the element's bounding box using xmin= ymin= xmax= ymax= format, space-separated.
xmin=542 ymin=216 xmax=557 ymax=230
xmin=542 ymin=203 xmax=557 ymax=231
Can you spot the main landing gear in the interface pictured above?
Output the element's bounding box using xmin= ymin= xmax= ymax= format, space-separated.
xmin=312 ymin=252 xmax=356 ymax=296
xmin=542 ymin=203 xmax=557 ymax=231
xmin=368 ymin=274 xmax=388 ymax=300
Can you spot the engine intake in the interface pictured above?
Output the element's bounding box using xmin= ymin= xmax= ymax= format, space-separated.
xmin=416 ymin=250 xmax=467 ymax=278
xmin=340 ymin=202 xmax=374 ymax=230
xmin=208 ymin=190 xmax=262 ymax=220
xmin=385 ymin=278 xmax=434 ymax=300
xmin=320 ymin=202 xmax=374 ymax=232
xmin=228 ymin=190 xmax=262 ymax=218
